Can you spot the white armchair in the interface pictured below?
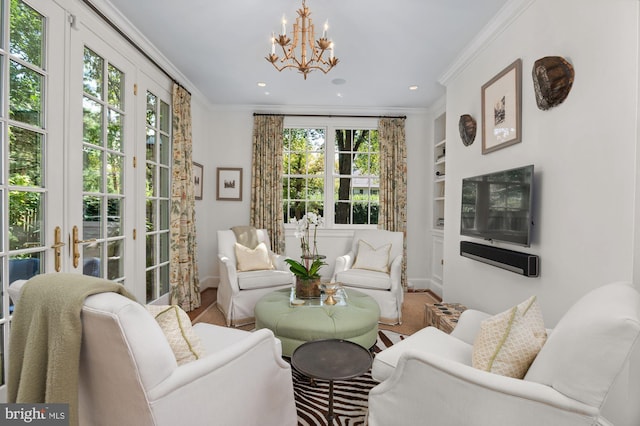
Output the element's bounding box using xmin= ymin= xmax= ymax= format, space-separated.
xmin=332 ymin=229 xmax=404 ymax=324
xmin=367 ymin=282 xmax=640 ymax=426
xmin=217 ymin=229 xmax=294 ymax=326
xmin=79 ymin=292 xmax=297 ymax=426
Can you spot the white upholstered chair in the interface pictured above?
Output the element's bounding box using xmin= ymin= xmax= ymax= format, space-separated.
xmin=331 ymin=229 xmax=404 ymax=324
xmin=8 ymin=279 xmax=298 ymax=426
xmin=81 ymin=293 xmax=297 ymax=426
xmin=217 ymin=229 xmax=294 ymax=326
xmin=367 ymin=282 xmax=640 ymax=426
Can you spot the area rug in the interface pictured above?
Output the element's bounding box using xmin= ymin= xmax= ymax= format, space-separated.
xmin=292 ymin=330 xmax=406 ymax=426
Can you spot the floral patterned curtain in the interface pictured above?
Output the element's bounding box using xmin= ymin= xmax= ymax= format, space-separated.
xmin=378 ymin=117 xmax=408 ymax=288
xmin=250 ymin=115 xmax=285 ymax=253
xmin=169 ymin=83 xmax=201 ymax=311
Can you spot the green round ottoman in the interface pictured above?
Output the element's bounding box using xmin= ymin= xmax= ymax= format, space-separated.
xmin=255 ymin=288 xmax=380 ymax=357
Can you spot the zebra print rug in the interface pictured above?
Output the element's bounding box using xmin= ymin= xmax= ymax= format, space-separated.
xmin=291 ymin=330 xmax=406 ymax=426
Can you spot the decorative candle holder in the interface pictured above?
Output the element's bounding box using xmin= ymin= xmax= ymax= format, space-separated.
xmin=322 ymin=283 xmax=340 ymax=305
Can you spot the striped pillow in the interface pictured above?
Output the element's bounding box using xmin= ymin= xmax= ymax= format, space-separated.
xmin=146 ymin=305 xmax=204 ymax=365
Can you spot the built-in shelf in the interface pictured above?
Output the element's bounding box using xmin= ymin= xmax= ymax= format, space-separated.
xmin=433 ymin=112 xmax=446 ymax=230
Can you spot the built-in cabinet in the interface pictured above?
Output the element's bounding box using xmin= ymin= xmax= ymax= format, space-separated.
xmin=433 ymin=112 xmax=446 ymax=229
xmin=431 ymin=111 xmax=446 ymax=296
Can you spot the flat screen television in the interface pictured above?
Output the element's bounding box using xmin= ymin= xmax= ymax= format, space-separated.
xmin=460 ymin=165 xmax=534 ymax=247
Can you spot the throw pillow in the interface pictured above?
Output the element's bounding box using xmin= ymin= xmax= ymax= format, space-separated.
xmin=352 ymin=240 xmax=391 ymax=273
xmin=472 ymin=295 xmax=547 ymax=378
xmin=146 ymin=305 xmax=205 ymax=365
xmin=235 ymin=242 xmax=274 ymax=272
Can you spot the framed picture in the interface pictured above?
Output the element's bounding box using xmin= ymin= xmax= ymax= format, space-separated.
xmin=193 ymin=162 xmax=203 ymax=200
xmin=216 ymin=167 xmax=243 ymax=201
xmin=481 ymin=59 xmax=522 ymax=154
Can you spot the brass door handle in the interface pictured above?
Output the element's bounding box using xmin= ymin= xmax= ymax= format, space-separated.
xmin=73 ymin=225 xmax=97 ymax=268
xmin=50 ymin=226 xmax=65 ymax=272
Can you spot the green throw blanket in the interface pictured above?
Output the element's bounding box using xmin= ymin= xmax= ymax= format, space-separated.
xmin=8 ymin=273 xmax=137 ymax=426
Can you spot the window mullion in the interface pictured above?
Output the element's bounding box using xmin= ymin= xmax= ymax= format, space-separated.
xmin=324 ymin=125 xmax=335 ymax=227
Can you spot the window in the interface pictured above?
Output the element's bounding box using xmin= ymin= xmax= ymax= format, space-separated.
xmin=145 ymin=91 xmax=171 ymax=302
xmin=283 ymin=119 xmax=379 ymax=226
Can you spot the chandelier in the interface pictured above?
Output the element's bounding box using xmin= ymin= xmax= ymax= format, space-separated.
xmin=265 ymin=0 xmax=338 ymax=79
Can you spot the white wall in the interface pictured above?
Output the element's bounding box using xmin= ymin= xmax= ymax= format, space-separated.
xmin=442 ymin=3 xmax=639 ymax=422
xmin=442 ymin=0 xmax=638 ymax=326
xmin=191 ymin=106 xmax=433 ymax=290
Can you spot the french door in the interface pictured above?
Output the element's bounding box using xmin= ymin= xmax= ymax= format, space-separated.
xmin=68 ymin=18 xmax=137 ymax=289
xmin=0 ymin=0 xmax=161 ymax=398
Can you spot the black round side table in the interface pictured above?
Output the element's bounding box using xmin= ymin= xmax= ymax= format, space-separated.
xmin=291 ymin=339 xmax=372 ymax=425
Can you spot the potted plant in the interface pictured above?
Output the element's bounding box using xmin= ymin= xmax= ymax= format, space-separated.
xmin=285 ymin=212 xmax=326 ymax=298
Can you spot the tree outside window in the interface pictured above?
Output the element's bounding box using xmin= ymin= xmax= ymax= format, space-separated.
xmin=283 ymin=126 xmax=379 ymax=226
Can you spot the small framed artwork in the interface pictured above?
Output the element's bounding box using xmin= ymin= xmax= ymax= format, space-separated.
xmin=216 ymin=167 xmax=243 ymax=201
xmin=481 ymin=59 xmax=522 ymax=154
xmin=193 ymin=162 xmax=203 ymax=200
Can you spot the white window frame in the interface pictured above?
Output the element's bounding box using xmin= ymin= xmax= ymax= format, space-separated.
xmin=283 ymin=116 xmax=379 ymax=230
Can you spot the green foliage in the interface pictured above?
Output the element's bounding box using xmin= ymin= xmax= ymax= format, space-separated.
xmin=285 ymin=257 xmax=326 ymax=280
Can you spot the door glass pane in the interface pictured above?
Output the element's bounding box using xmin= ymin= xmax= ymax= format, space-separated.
xmin=9 ymin=126 xmax=42 ymax=186
xmin=159 ymin=167 xmax=169 ymax=197
xmin=107 ymin=239 xmax=123 ymax=280
xmin=107 ymin=109 xmax=122 ymax=151
xmin=9 ymin=190 xmax=42 ymax=249
xmin=10 ymin=0 xmax=43 ymax=67
xmin=83 ymin=97 xmax=103 ymax=146
xmin=159 ymin=133 xmax=170 ymax=166
xmin=107 ymin=197 xmax=122 ymax=236
xmin=146 ymin=92 xmax=156 ymax=126
xmin=10 ymin=60 xmax=42 ymax=127
xmin=83 ymin=242 xmax=102 ymax=277
xmin=146 ymin=199 xmax=155 ymax=231
xmin=83 ymin=195 xmax=102 ymax=239
xmin=9 ymin=253 xmax=41 ymax=284
xmin=83 ymin=146 xmax=103 ymax=193
xmin=146 ymin=128 xmax=156 ymax=161
xmin=159 ymin=199 xmax=169 ymax=229
xmin=107 ymin=64 xmax=123 ymax=109
xmin=146 ymin=234 xmax=155 ymax=267
xmin=159 ymin=232 xmax=169 ymax=263
xmin=83 ymin=47 xmax=103 ymax=100
xmin=159 ymin=101 xmax=170 ymax=133
xmin=106 ymin=152 xmax=122 ymax=194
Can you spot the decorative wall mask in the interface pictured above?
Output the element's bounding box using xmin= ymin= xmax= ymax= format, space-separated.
xmin=458 ymin=114 xmax=476 ymax=146
xmin=532 ymin=56 xmax=574 ymax=110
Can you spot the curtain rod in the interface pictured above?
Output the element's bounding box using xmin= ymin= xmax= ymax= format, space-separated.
xmin=253 ymin=113 xmax=406 ymax=119
xmin=81 ymin=0 xmax=191 ymax=96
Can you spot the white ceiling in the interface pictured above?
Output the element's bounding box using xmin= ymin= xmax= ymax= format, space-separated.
xmin=106 ymin=0 xmax=509 ymax=109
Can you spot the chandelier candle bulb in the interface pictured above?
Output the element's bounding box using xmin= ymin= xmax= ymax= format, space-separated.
xmin=323 ymin=20 xmax=328 ymax=38
xmin=281 ymin=16 xmax=286 ymax=35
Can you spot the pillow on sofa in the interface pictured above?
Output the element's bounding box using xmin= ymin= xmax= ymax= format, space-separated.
xmin=352 ymin=240 xmax=391 ymax=273
xmin=472 ymin=295 xmax=547 ymax=378
xmin=235 ymin=242 xmax=274 ymax=272
xmin=146 ymin=305 xmax=204 ymax=365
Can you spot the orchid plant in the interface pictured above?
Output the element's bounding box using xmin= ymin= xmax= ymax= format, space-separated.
xmin=285 ymin=212 xmax=326 ymax=280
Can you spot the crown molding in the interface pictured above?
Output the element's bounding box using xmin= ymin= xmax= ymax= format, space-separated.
xmin=438 ymin=0 xmax=536 ymax=86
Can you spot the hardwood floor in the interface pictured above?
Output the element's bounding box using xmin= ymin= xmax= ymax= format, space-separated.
xmin=187 ymin=287 xmax=217 ymax=321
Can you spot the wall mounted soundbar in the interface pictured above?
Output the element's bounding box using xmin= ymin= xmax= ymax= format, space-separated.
xmin=460 ymin=241 xmax=539 ymax=277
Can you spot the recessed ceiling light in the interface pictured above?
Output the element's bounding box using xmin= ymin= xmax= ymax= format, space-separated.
xmin=257 ymin=82 xmax=267 ymax=87
xmin=409 ymin=85 xmax=419 ymax=91
xmin=332 ymin=78 xmax=346 ymax=85
xmin=337 ymin=92 xmax=343 ymax=98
